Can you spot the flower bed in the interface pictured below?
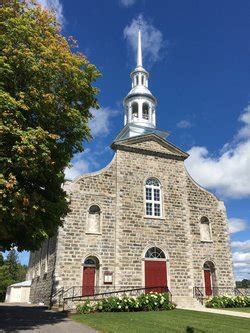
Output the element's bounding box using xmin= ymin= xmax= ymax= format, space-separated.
xmin=206 ymin=295 xmax=250 ymax=308
xmin=76 ymin=292 xmax=176 ymax=314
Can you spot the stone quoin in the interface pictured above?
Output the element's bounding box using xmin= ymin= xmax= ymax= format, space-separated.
xmin=27 ymin=26 xmax=235 ymax=307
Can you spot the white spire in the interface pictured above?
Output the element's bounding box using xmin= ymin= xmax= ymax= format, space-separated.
xmin=137 ymin=27 xmax=142 ymax=67
xmin=122 ymin=21 xmax=157 ymax=131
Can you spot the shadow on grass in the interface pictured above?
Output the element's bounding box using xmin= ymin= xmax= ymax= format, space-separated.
xmin=186 ymin=326 xmax=205 ymax=333
xmin=0 ymin=304 xmax=68 ymax=333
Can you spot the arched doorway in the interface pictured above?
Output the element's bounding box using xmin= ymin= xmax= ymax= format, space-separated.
xmin=82 ymin=256 xmax=99 ymax=296
xmin=203 ymin=261 xmax=216 ymax=296
xmin=144 ymin=247 xmax=167 ymax=293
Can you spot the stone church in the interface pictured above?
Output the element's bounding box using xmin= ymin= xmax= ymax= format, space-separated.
xmin=27 ymin=28 xmax=235 ymax=307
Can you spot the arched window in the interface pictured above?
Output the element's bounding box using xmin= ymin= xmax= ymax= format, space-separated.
xmin=84 ymin=257 xmax=97 ymax=266
xmin=145 ymin=178 xmax=162 ymax=217
xmin=136 ymin=75 xmax=139 ymax=85
xmin=142 ymin=103 xmax=149 ymax=120
xmin=141 ymin=75 xmax=144 ymax=85
xmin=86 ymin=205 xmax=101 ymax=234
xmin=132 ymin=102 xmax=138 ymax=118
xmin=200 ymin=216 xmax=212 ymax=242
xmin=145 ymin=247 xmax=165 ymax=259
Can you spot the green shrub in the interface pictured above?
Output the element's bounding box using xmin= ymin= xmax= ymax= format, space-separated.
xmin=76 ymin=292 xmax=175 ymax=314
xmin=76 ymin=300 xmax=93 ymax=314
xmin=206 ymin=295 xmax=250 ymax=308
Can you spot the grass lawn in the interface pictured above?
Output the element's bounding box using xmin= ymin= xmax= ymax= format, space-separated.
xmin=71 ymin=309 xmax=250 ymax=333
xmin=220 ymin=307 xmax=250 ymax=313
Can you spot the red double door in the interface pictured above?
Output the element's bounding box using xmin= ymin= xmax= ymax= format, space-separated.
xmin=82 ymin=267 xmax=95 ymax=296
xmin=145 ymin=261 xmax=167 ymax=293
xmin=204 ymin=270 xmax=212 ymax=296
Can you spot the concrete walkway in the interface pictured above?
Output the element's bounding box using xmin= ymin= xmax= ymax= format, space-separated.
xmin=0 ymin=303 xmax=97 ymax=333
xmin=178 ymin=306 xmax=250 ymax=318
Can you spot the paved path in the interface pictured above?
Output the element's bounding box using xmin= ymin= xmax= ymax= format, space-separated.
xmin=178 ymin=306 xmax=250 ymax=318
xmin=0 ymin=304 xmax=97 ymax=333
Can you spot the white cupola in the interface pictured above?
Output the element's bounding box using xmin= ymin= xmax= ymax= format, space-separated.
xmin=123 ymin=27 xmax=157 ymax=128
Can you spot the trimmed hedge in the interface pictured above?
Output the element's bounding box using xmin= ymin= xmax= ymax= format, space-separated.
xmin=206 ymin=295 xmax=250 ymax=308
xmin=76 ymin=292 xmax=176 ymax=314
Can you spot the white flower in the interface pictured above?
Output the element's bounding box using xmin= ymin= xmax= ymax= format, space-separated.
xmin=154 ymin=302 xmax=157 ymax=305
xmin=118 ymin=305 xmax=121 ymax=309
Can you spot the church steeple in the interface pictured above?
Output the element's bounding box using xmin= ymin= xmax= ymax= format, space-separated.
xmin=123 ymin=26 xmax=157 ymax=129
xmin=137 ymin=27 xmax=142 ymax=68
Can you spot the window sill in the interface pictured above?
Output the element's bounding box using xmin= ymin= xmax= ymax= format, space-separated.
xmin=143 ymin=216 xmax=165 ymax=220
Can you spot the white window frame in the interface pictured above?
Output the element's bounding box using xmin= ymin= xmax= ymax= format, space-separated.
xmin=145 ymin=178 xmax=162 ymax=218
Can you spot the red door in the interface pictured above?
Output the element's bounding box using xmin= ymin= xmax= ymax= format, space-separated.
xmin=82 ymin=267 xmax=95 ymax=296
xmin=145 ymin=261 xmax=167 ymax=293
xmin=204 ymin=270 xmax=212 ymax=296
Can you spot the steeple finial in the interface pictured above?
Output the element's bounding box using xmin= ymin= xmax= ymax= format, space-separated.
xmin=137 ymin=20 xmax=142 ymax=67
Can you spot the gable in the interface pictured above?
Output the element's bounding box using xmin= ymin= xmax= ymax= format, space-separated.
xmin=129 ymin=140 xmax=179 ymax=156
xmin=111 ymin=134 xmax=189 ymax=160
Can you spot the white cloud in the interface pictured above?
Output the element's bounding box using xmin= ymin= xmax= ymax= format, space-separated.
xmin=228 ymin=218 xmax=248 ymax=234
xmin=233 ymin=262 xmax=249 ymax=268
xmin=185 ymin=105 xmax=250 ymax=199
xmin=236 ymin=105 xmax=250 ymax=140
xmin=120 ymin=0 xmax=136 ymax=7
xmin=233 ymin=251 xmax=250 ymax=263
xmin=124 ymin=14 xmax=165 ymax=66
xmin=177 ymin=120 xmax=193 ymax=129
xmin=64 ymin=149 xmax=100 ymax=180
xmin=37 ymin=0 xmax=64 ymax=24
xmin=232 ymin=247 xmax=250 ymax=280
xmin=231 ymin=240 xmax=250 ymax=251
xmin=89 ymin=107 xmax=119 ymax=138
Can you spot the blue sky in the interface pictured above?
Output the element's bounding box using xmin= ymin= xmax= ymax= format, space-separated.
xmin=10 ymin=0 xmax=250 ymax=280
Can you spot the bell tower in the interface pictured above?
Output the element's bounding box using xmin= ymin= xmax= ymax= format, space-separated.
xmin=115 ymin=24 xmax=168 ymax=141
xmin=124 ymin=27 xmax=156 ymax=128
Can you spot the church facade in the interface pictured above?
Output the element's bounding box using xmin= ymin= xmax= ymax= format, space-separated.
xmin=27 ymin=28 xmax=235 ymax=306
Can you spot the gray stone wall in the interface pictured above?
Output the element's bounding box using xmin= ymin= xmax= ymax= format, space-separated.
xmin=27 ymin=136 xmax=235 ymax=304
xmin=186 ymin=175 xmax=235 ymax=289
xmin=28 ymin=235 xmax=57 ymax=305
xmin=52 ymin=158 xmax=118 ymax=292
xmin=114 ymin=148 xmax=194 ymax=297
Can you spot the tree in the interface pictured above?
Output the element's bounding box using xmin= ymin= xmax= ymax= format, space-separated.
xmin=0 ymin=250 xmax=28 ymax=301
xmin=5 ymin=249 xmax=19 ymax=281
xmin=0 ymin=253 xmax=4 ymax=266
xmin=236 ymin=279 xmax=250 ymax=288
xmin=1 ymin=1 xmax=101 ymax=250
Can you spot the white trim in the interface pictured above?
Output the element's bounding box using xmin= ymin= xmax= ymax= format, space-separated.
xmin=144 ymin=177 xmax=163 ymax=218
